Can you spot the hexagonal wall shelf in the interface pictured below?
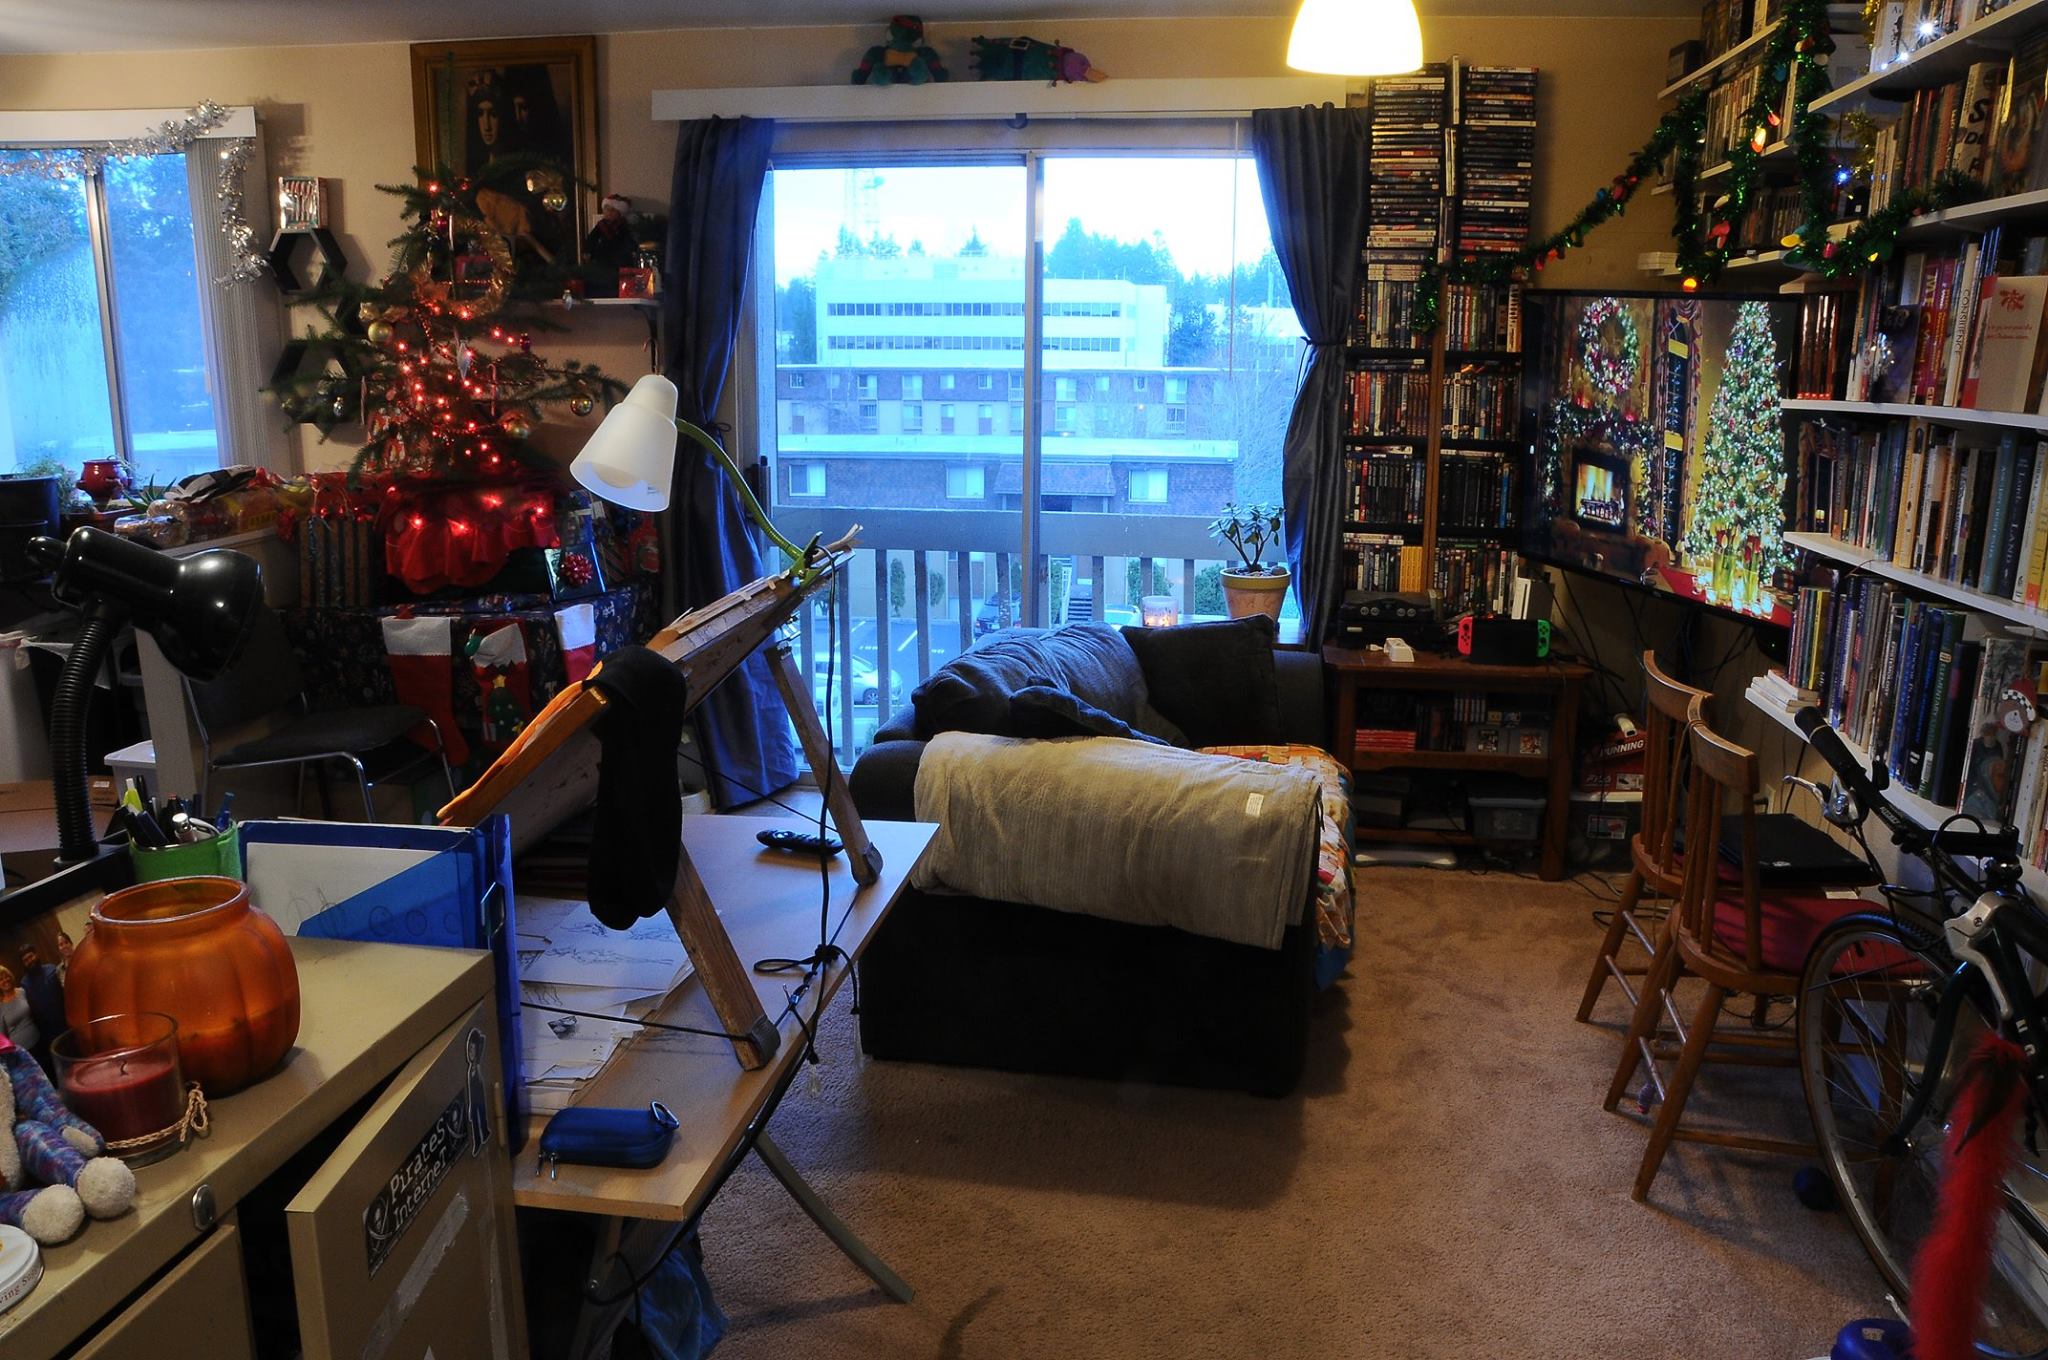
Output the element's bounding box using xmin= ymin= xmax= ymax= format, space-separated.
xmin=267 ymin=227 xmax=349 ymax=298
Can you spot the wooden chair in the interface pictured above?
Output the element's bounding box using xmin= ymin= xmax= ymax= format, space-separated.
xmin=1604 ymin=713 xmax=1870 ymax=1201
xmin=1574 ymin=651 xmax=1706 ymax=1024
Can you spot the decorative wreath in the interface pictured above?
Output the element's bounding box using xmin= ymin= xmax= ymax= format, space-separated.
xmin=407 ymin=214 xmax=514 ymax=322
xmin=1576 ymin=297 xmax=1640 ymax=403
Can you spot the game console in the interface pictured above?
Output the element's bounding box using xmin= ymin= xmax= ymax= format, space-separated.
xmin=1456 ymin=615 xmax=1551 ymax=665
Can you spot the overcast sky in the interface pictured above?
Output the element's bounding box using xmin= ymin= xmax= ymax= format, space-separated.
xmin=768 ymin=158 xmax=1274 ymax=284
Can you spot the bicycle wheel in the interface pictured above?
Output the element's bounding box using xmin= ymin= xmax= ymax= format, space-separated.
xmin=1799 ymin=911 xmax=2048 ymax=1359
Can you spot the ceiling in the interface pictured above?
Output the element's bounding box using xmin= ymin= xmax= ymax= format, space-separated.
xmin=0 ymin=0 xmax=1695 ymax=55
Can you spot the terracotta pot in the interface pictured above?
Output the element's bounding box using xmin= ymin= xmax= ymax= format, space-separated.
xmin=65 ymin=876 xmax=300 ymax=1095
xmin=1221 ymin=568 xmax=1290 ymax=622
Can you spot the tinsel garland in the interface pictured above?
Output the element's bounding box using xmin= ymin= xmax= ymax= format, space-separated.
xmin=0 ymin=101 xmax=268 ymax=288
xmin=1409 ymin=0 xmax=1982 ymax=330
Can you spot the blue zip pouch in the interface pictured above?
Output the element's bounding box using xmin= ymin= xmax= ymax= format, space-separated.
xmin=537 ymin=1100 xmax=679 ymax=1178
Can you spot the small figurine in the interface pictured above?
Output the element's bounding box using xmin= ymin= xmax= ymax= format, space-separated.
xmin=853 ymin=15 xmax=950 ymax=86
xmin=970 ymin=35 xmax=1108 ymax=84
xmin=583 ymin=193 xmax=639 ymax=284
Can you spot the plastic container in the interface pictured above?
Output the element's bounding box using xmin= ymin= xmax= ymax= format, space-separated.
xmin=103 ymin=739 xmax=156 ymax=793
xmin=128 ymin=821 xmax=241 ymax=882
xmin=1468 ymin=779 xmax=1546 ymax=843
xmin=1567 ymin=789 xmax=1642 ymax=869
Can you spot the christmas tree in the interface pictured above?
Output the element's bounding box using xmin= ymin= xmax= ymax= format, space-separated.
xmin=1680 ymin=299 xmax=1788 ymax=582
xmin=272 ymin=161 xmax=628 ymax=483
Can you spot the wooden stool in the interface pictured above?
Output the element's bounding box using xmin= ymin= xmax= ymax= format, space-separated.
xmin=1574 ymin=651 xmax=1705 ymax=1024
xmin=1604 ymin=715 xmax=1868 ymax=1201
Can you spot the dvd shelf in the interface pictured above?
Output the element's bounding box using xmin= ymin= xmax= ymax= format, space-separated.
xmin=1341 ymin=59 xmax=1536 ymax=623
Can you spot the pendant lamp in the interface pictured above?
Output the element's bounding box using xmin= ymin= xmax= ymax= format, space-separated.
xmin=1286 ymin=0 xmax=1423 ymax=76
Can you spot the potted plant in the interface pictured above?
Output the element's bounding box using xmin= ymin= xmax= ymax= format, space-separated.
xmin=1209 ymin=502 xmax=1290 ymax=622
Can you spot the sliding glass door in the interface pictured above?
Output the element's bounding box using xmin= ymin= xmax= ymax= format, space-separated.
xmin=755 ymin=149 xmax=1292 ymax=757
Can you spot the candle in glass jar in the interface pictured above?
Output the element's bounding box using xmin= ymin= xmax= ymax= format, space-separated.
xmin=61 ymin=1051 xmax=178 ymax=1144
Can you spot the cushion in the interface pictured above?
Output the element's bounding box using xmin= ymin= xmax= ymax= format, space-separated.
xmin=1121 ymin=616 xmax=1281 ymax=749
xmin=1010 ymin=682 xmax=1167 ymax=744
xmin=910 ymin=623 xmax=1179 ymax=742
xmin=1710 ymin=888 xmax=1871 ymax=974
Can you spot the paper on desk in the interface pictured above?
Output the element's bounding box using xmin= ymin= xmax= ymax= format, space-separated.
xmin=523 ymin=936 xmax=687 ymax=992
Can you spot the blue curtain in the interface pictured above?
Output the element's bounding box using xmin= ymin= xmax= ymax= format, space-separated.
xmin=662 ymin=116 xmax=801 ymax=807
xmin=1251 ymin=105 xmax=1371 ymax=646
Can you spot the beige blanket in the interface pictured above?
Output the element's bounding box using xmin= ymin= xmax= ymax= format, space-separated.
xmin=910 ymin=733 xmax=1322 ymax=949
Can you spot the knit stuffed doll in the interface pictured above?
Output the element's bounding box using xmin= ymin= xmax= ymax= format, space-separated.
xmin=0 ymin=1042 xmax=135 ymax=1245
xmin=969 ymin=35 xmax=1108 ymax=84
xmin=852 ymin=16 xmax=950 ymax=86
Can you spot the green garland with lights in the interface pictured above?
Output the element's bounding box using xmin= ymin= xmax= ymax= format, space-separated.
xmin=1410 ymin=0 xmax=1986 ymax=330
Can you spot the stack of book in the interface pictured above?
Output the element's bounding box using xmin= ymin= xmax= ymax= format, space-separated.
xmin=1340 ymin=533 xmax=1425 ymax=591
xmin=1367 ymin=65 xmax=1450 ymax=255
xmin=1729 ymin=184 xmax=1805 ymax=255
xmin=1440 ymin=366 xmax=1520 ymax=440
xmin=1801 ymin=419 xmax=2048 ymax=605
xmin=1794 ymin=293 xmax=1850 ymax=401
xmin=1703 ymin=62 xmax=1766 ymax=168
xmin=1350 ymin=361 xmax=1434 ymax=437
xmin=1357 ymin=726 xmax=1422 ymax=754
xmin=1745 ymin=667 xmax=1818 ymax=717
xmin=1788 ymin=575 xmax=2048 ymax=858
xmin=1436 ymin=450 xmax=1515 ymax=534
xmin=1867 ymin=55 xmax=2024 ymax=214
xmin=1839 ymin=228 xmax=2048 ymax=409
xmin=1442 ymin=282 xmax=1522 ymax=352
xmin=1433 ymin=542 xmax=1517 ymax=612
xmin=1353 ymin=260 xmax=1431 ymax=349
xmin=1351 ymin=446 xmax=1426 ymax=525
xmin=1454 ymin=65 xmax=1536 ymax=257
xmin=1698 ymin=0 xmax=1778 ymax=63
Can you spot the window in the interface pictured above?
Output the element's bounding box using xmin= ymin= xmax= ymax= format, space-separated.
xmin=1165 ymin=377 xmax=1189 ymax=404
xmin=0 ymin=148 xmax=223 ymax=482
xmin=857 ymin=402 xmax=878 ymax=432
xmin=856 ymin=373 xmax=878 ymax=399
xmin=758 ymin=155 xmax=1292 ymax=760
xmin=789 ymin=408 xmax=806 ymax=434
xmin=790 ymin=371 xmax=806 ymax=389
xmin=789 ymin=462 xmax=825 ymax=497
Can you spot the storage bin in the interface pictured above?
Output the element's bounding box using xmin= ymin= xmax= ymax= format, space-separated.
xmin=1468 ymin=779 xmax=1546 ymax=843
xmin=1567 ymin=789 xmax=1641 ymax=869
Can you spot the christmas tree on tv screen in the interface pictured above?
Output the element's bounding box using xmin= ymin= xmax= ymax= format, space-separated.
xmin=1679 ymin=299 xmax=1788 ymax=616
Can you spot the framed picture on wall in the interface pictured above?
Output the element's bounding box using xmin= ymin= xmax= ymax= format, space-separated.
xmin=409 ymin=35 xmax=599 ymax=265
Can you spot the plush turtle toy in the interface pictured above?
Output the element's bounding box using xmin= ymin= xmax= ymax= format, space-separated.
xmin=0 ymin=1041 xmax=135 ymax=1245
xmin=853 ymin=15 xmax=950 ymax=86
xmin=970 ymin=36 xmax=1108 ymax=84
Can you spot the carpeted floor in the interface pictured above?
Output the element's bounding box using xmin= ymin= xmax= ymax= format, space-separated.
xmin=695 ymin=866 xmax=1888 ymax=1359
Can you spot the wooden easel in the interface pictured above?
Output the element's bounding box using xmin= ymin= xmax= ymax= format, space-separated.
xmin=437 ymin=535 xmax=877 ymax=1071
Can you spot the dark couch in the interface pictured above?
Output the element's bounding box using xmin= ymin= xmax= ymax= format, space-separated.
xmin=849 ymin=624 xmax=1328 ymax=1096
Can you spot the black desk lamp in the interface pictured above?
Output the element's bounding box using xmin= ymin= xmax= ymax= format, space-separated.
xmin=25 ymin=527 xmax=263 ymax=863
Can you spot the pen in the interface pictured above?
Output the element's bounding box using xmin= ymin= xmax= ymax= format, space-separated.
xmin=215 ymin=791 xmax=235 ymax=831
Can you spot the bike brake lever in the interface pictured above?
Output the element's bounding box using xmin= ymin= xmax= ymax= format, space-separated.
xmin=1946 ymin=894 xmax=2017 ymax=1021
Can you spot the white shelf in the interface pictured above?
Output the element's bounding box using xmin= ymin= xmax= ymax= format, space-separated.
xmin=1660 ymin=20 xmax=1784 ymax=100
xmin=1784 ymin=530 xmax=2048 ymax=634
xmin=1899 ymin=185 xmax=2048 ymax=239
xmin=1812 ymin=0 xmax=2048 ymax=113
xmin=1744 ymin=688 xmax=2048 ymax=897
xmin=1782 ymin=397 xmax=2048 ymax=435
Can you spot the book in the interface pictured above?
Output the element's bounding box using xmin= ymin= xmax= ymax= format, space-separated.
xmin=1962 ymin=637 xmax=2044 ymax=827
xmin=1962 ymin=276 xmax=2048 ymax=413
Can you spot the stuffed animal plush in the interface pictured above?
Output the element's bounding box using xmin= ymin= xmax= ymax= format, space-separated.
xmin=853 ymin=15 xmax=950 ymax=86
xmin=969 ymin=36 xmax=1108 ymax=84
xmin=0 ymin=1042 xmax=135 ymax=1245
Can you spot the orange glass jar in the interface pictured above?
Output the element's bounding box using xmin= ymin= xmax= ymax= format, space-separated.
xmin=65 ymin=876 xmax=300 ymax=1095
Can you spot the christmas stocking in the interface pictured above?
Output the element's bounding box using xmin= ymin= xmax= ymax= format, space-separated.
xmin=555 ymin=603 xmax=597 ymax=684
xmin=468 ymin=622 xmax=533 ymax=747
xmin=380 ymin=614 xmax=472 ymax=766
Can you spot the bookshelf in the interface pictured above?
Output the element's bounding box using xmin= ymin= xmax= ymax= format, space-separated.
xmin=1658 ymin=19 xmax=1784 ymax=101
xmin=1785 ymin=398 xmax=2048 ymax=435
xmin=1812 ymin=0 xmax=2048 ymax=114
xmin=1346 ymin=60 xmax=1532 ymax=613
xmin=1785 ymin=528 xmax=2048 ymax=632
xmin=1744 ymin=685 xmax=2048 ymax=899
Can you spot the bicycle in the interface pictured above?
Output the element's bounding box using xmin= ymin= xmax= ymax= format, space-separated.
xmin=1791 ymin=706 xmax=2048 ymax=1356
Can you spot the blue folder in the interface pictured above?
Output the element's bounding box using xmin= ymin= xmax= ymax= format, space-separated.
xmin=238 ymin=816 xmax=528 ymax=1150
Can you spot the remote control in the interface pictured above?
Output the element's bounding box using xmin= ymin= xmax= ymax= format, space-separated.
xmin=756 ymin=828 xmax=843 ymax=857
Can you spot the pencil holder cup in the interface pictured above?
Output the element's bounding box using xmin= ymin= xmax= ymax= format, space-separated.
xmin=128 ymin=822 xmax=241 ymax=882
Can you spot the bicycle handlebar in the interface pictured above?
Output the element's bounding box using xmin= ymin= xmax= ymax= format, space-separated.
xmin=1794 ymin=706 xmax=1886 ymax=799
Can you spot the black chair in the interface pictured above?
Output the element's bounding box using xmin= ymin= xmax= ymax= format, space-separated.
xmin=183 ymin=608 xmax=454 ymax=821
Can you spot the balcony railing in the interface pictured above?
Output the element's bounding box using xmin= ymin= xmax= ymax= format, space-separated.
xmin=774 ymin=506 xmax=1237 ymax=762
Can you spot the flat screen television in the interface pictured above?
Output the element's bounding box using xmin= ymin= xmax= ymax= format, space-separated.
xmin=1518 ymin=290 xmax=1800 ymax=629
